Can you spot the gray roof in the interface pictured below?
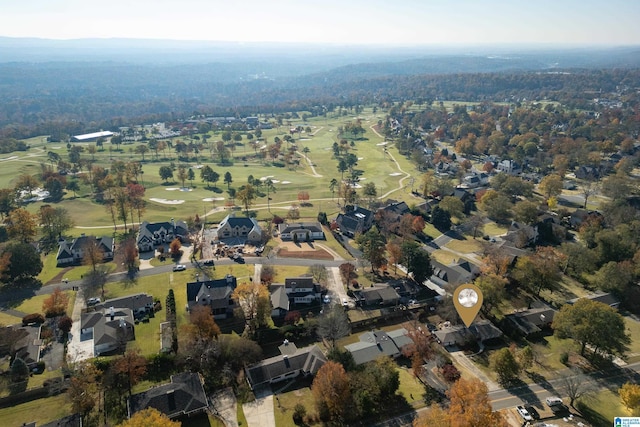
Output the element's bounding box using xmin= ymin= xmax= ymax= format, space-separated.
xmin=270 ymin=284 xmax=289 ymax=311
xmin=81 ymin=308 xmax=135 ymax=352
xmin=359 ymin=285 xmax=400 ymax=305
xmin=128 ymin=372 xmax=208 ymax=419
xmin=344 ymin=329 xmax=410 ymax=365
xmin=245 ymin=344 xmax=327 ymax=388
xmin=186 ymin=275 xmax=237 ymax=307
xmin=94 ymin=293 xmax=153 ymax=313
xmin=503 ymin=307 xmax=557 ymax=336
xmin=430 ymin=260 xmax=480 ymax=286
xmin=219 ymin=215 xmax=260 ymax=231
xmin=278 ymin=222 xmax=324 ymax=234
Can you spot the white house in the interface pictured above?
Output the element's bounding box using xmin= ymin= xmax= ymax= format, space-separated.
xmin=56 ymin=234 xmax=115 ymax=267
xmin=215 ymin=215 xmax=262 ymax=245
xmin=277 ymin=222 xmax=325 ymax=241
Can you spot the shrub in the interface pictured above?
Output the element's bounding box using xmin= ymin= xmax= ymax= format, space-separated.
xmin=441 ymin=363 xmax=461 ymax=382
xmin=57 ymin=315 xmax=72 ymax=334
xmin=22 ymin=313 xmax=45 ymax=326
xmin=560 ymin=352 xmax=569 ymax=365
xmin=293 ymin=404 xmax=307 ymax=425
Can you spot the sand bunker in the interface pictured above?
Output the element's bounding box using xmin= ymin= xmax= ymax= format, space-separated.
xmin=389 ymin=172 xmax=402 ymax=176
xmin=165 ymin=187 xmax=179 ymax=191
xmin=358 ymin=157 xmax=364 ymax=160
xmin=0 ymin=156 xmax=18 ymax=161
xmin=202 ymin=197 xmax=225 ymax=202
xmin=280 ymin=181 xmax=291 ymax=184
xmin=150 ymin=198 xmax=185 ymax=205
xmin=376 ymin=142 xmax=388 ymax=146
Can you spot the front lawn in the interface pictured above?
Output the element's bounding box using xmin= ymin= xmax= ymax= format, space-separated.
xmin=396 ymin=366 xmax=427 ymax=407
xmin=577 ymin=389 xmax=626 ymax=427
xmin=15 ymin=290 xmax=76 ymax=316
xmin=0 ymin=394 xmax=72 ymax=426
xmin=273 ymin=380 xmax=316 ymax=427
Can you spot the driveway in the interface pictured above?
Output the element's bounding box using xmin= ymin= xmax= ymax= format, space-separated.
xmin=66 ymin=288 xmax=94 ymax=363
xmin=327 ymin=266 xmax=349 ymax=306
xmin=243 ymin=385 xmax=276 ymax=427
xmin=212 ymin=387 xmax=238 ymax=427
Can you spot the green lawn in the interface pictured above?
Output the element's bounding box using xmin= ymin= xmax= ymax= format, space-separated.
xmin=0 ymin=394 xmax=72 ymax=426
xmin=271 ymin=266 xmax=311 ymax=283
xmin=14 ymin=290 xmax=76 ymax=316
xmin=577 ymin=389 xmax=626 ymax=427
xmin=396 ymin=366 xmax=427 ymax=407
xmin=483 ymin=222 xmax=509 ymax=237
xmin=273 ymin=382 xmax=316 ymax=427
xmin=0 ymin=311 xmax=21 ymax=325
xmin=444 ymin=238 xmax=483 ymax=254
xmin=624 ymin=316 xmax=640 ymax=363
xmin=237 ymin=403 xmax=248 ymax=427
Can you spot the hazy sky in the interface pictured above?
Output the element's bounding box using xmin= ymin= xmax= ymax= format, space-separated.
xmin=2 ymin=0 xmax=639 ymax=46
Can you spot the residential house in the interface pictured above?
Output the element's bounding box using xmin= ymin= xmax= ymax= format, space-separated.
xmin=278 ymin=222 xmax=325 ymax=241
xmin=214 ymin=214 xmax=262 ymax=245
xmin=568 ymin=292 xmax=620 ymax=309
xmin=3 ymin=325 xmax=42 ymax=369
xmin=80 ymin=307 xmax=135 ymax=355
xmin=245 ymin=342 xmax=327 ymax=390
xmin=451 ymin=188 xmax=476 ymax=214
xmin=344 ymin=328 xmax=413 ymax=365
xmin=137 ymin=220 xmax=189 ymax=252
xmin=502 ymin=306 xmax=557 ymax=337
xmin=335 ymin=206 xmax=374 ymax=237
xmin=568 ymin=209 xmax=602 ymax=229
xmin=127 ymin=372 xmax=208 ymax=421
xmin=434 ymin=320 xmax=502 ymax=348
xmin=56 ymin=234 xmax=114 ymax=266
xmin=186 ymin=275 xmax=238 ymax=320
xmin=93 ymin=294 xmax=154 ymax=320
xmin=270 ymin=285 xmax=290 ymax=318
xmin=428 ymin=259 xmax=481 ymax=289
xmin=497 ymin=159 xmax=522 ymax=175
xmin=575 ymin=165 xmax=601 ymax=181
xmin=375 ymin=201 xmax=411 ymax=234
xmin=354 ymin=284 xmax=401 ymax=307
xmin=503 ymin=221 xmax=538 ymax=248
xmin=459 ymin=172 xmax=490 ymax=189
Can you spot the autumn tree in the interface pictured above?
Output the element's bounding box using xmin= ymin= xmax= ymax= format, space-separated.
xmin=512 ymin=247 xmax=562 ymax=296
xmin=339 ymin=263 xmax=355 ymax=285
xmin=117 ymin=237 xmax=139 ymax=275
xmin=386 ymin=240 xmax=403 ymax=274
xmin=39 ymin=205 xmax=74 ymax=243
xmin=513 ymin=200 xmax=539 ymax=225
xmin=312 ymin=361 xmax=352 ymax=422
xmin=42 ymin=287 xmax=69 ymax=317
xmin=474 ymin=274 xmax=507 ymax=313
xmin=169 ymin=238 xmax=182 ymax=259
xmin=182 ymin=304 xmax=221 ymax=343
xmin=479 ymin=190 xmax=511 ymax=223
xmin=439 ymin=196 xmax=465 ymax=220
xmin=82 ymin=265 xmax=112 ymax=301
xmin=67 ymin=361 xmax=102 ymax=423
xmin=6 ymin=208 xmax=38 ymax=242
xmin=260 ymin=264 xmax=276 ymax=285
xmin=114 ymin=349 xmax=147 ymax=396
xmin=82 ymin=237 xmax=105 ymax=274
xmin=356 ymin=228 xmax=387 ymax=272
xmin=118 ymin=408 xmax=180 ymax=427
xmin=538 ymin=173 xmax=563 ymax=200
xmin=317 ymin=304 xmax=350 ymax=350
xmin=237 ymin=184 xmax=256 ymax=214
xmin=553 ymin=298 xmax=630 ymax=358
xmin=447 ymin=377 xmax=508 ymax=426
xmin=413 ymin=403 xmax=450 ymax=427
xmin=620 ymin=382 xmax=640 ymax=415
xmin=232 ymin=282 xmax=270 ymax=331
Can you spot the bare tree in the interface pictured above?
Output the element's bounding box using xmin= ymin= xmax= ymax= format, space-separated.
xmin=307 ymin=264 xmax=328 ymax=286
xmin=558 ymin=368 xmax=596 ymax=408
xmin=317 ymin=305 xmax=351 ymax=350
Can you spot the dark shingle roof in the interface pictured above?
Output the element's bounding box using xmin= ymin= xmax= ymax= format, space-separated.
xmin=128 ymin=372 xmax=208 ymax=419
xmin=245 ymin=345 xmax=327 ymax=388
xmin=186 ymin=275 xmax=237 ymax=305
xmin=344 ymin=329 xmax=408 ymax=365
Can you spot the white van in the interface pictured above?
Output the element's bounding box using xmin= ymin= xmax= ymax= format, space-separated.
xmin=545 ymin=396 xmax=563 ymax=407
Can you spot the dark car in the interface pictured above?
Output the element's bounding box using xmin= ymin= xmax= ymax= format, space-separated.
xmin=203 ymin=259 xmax=215 ymax=266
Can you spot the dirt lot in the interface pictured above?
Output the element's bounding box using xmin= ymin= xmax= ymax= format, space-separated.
xmin=274 ymin=241 xmax=337 ymax=260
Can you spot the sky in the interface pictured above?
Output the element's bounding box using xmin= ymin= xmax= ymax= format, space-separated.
xmin=2 ymin=0 xmax=640 ymax=46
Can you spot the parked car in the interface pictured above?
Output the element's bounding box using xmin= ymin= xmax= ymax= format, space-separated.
xmin=516 ymin=406 xmax=533 ymax=421
xmin=87 ymin=297 xmax=101 ymax=306
xmin=233 ymin=256 xmax=245 ymax=264
xmin=203 ymin=259 xmax=215 ymax=266
xmin=323 ymin=295 xmax=331 ymax=304
xmin=173 ymin=264 xmax=186 ymax=272
xmin=545 ymin=397 xmax=563 ymax=407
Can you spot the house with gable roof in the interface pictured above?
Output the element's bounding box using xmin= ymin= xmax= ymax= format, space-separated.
xmin=245 ymin=341 xmax=327 ymax=390
xmin=335 ymin=206 xmax=374 ymax=237
xmin=186 ymin=275 xmax=238 ymax=319
xmin=137 ymin=219 xmax=189 ymax=252
xmin=80 ymin=306 xmax=135 ymax=355
xmin=56 ymin=234 xmax=114 ymax=266
xmin=214 ymin=214 xmax=262 ymax=245
xmin=278 ymin=222 xmax=325 ymax=241
xmin=344 ymin=328 xmax=413 ymax=365
xmin=127 ymin=372 xmax=208 ymax=421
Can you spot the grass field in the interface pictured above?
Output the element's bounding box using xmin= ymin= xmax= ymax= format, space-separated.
xmin=0 ymin=311 xmax=21 ymax=325
xmin=0 ymin=394 xmax=72 ymax=426
xmin=273 ymin=380 xmax=316 ymax=427
xmin=14 ymin=290 xmax=76 ymax=316
xmin=6 ymin=108 xmax=423 ymax=236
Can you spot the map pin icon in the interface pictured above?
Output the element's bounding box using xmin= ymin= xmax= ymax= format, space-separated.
xmin=453 ymin=283 xmax=483 ymax=327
